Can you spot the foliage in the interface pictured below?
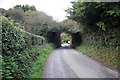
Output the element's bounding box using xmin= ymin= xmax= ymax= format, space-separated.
xmin=1 ymin=5 xmax=59 ymax=78
xmin=0 ymin=4 xmax=59 ymax=41
xmin=13 ymin=5 xmax=36 ymax=12
xmin=4 ymin=5 xmax=60 ymax=39
xmin=67 ymin=1 xmax=120 ymax=69
xmin=0 ymin=21 xmax=2 ymax=54
xmin=24 ymin=10 xmax=61 ymax=39
xmin=66 ymin=2 xmax=119 ymax=31
xmin=77 ymin=44 xmax=120 ymax=69
xmin=66 ymin=2 xmax=120 ymax=48
xmin=1 ymin=16 xmax=45 ymax=79
xmin=29 ymin=44 xmax=54 ymax=78
xmin=24 ymin=11 xmax=54 ymax=37
xmin=60 ymin=19 xmax=80 ymax=33
xmin=61 ymin=33 xmax=71 ymax=43
xmin=0 ymin=56 xmax=2 ymax=79
xmin=7 ymin=8 xmax=25 ymax=23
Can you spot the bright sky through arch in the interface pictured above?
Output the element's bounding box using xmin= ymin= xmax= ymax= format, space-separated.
xmin=0 ymin=0 xmax=73 ymax=22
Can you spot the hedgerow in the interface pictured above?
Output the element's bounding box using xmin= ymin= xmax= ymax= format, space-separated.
xmin=1 ymin=16 xmax=45 ymax=79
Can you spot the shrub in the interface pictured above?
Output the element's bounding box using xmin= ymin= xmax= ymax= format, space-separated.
xmin=1 ymin=16 xmax=46 ymax=79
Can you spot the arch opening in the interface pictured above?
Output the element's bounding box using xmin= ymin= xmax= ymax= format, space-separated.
xmin=60 ymin=32 xmax=72 ymax=48
xmin=46 ymin=31 xmax=82 ymax=48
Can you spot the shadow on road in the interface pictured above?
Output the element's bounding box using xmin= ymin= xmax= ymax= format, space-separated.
xmin=57 ymin=43 xmax=72 ymax=49
xmin=59 ymin=46 xmax=72 ymax=49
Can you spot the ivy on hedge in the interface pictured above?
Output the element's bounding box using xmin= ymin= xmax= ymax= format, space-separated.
xmin=1 ymin=16 xmax=45 ymax=79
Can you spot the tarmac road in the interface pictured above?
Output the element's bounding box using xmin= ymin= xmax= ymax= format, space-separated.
xmin=44 ymin=46 xmax=119 ymax=78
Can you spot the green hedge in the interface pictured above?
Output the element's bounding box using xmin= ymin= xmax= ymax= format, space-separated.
xmin=29 ymin=44 xmax=54 ymax=78
xmin=1 ymin=16 xmax=46 ymax=79
xmin=83 ymin=30 xmax=120 ymax=48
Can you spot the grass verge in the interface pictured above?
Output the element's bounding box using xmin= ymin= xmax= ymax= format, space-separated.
xmin=76 ymin=44 xmax=120 ymax=70
xmin=0 ymin=55 xmax=2 ymax=80
xmin=28 ymin=44 xmax=54 ymax=78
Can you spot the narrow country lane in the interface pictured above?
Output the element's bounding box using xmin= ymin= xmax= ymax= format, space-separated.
xmin=44 ymin=47 xmax=119 ymax=78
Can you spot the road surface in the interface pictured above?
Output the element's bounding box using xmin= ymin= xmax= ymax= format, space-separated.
xmin=44 ymin=46 xmax=119 ymax=78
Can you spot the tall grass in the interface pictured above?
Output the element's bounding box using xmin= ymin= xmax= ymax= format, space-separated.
xmin=77 ymin=44 xmax=120 ymax=69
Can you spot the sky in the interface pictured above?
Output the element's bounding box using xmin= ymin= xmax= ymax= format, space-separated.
xmin=0 ymin=0 xmax=73 ymax=22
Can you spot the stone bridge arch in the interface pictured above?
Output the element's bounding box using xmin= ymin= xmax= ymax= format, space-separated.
xmin=46 ymin=29 xmax=82 ymax=48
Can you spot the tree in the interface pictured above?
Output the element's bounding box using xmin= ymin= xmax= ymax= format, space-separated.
xmin=7 ymin=8 xmax=25 ymax=23
xmin=66 ymin=1 xmax=120 ymax=47
xmin=13 ymin=5 xmax=36 ymax=12
xmin=60 ymin=19 xmax=80 ymax=33
xmin=66 ymin=2 xmax=119 ymax=31
xmin=24 ymin=11 xmax=59 ymax=37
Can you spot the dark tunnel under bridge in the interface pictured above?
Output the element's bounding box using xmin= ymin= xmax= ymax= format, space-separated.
xmin=46 ymin=30 xmax=82 ymax=48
